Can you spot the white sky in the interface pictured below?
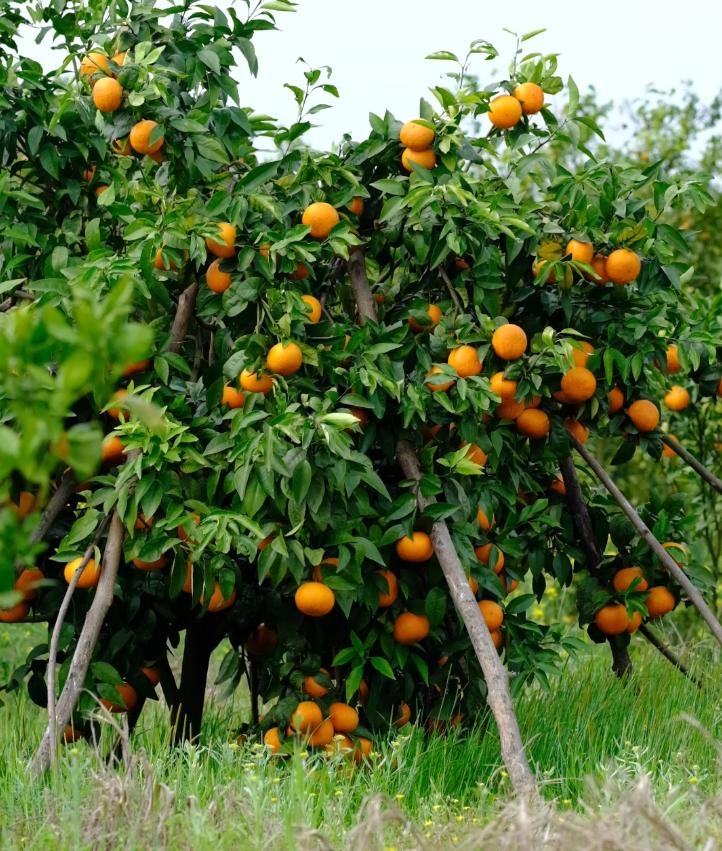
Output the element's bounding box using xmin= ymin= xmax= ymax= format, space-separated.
xmin=16 ymin=0 xmax=722 ymax=149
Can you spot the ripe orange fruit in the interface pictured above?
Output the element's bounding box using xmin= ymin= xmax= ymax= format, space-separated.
xmin=666 ymin=344 xmax=681 ymax=374
xmin=240 ymin=369 xmax=274 ymax=394
xmin=500 ymin=574 xmax=518 ymax=594
xmin=290 ymin=701 xmax=323 ymax=733
xmin=266 ymin=341 xmax=303 ymax=376
xmin=395 ymin=531 xmax=433 ymax=562
xmin=246 ymin=624 xmax=278 ymax=656
xmin=258 ymin=243 xmax=271 ymax=260
xmin=301 ymin=294 xmax=322 ymax=324
xmin=490 ymin=629 xmax=503 ymax=649
xmin=664 ymin=385 xmax=690 ymax=411
xmin=106 ymin=389 xmax=128 ymax=420
xmin=295 ymin=582 xmax=335 ymax=616
xmin=425 ymin=366 xmax=454 ymax=392
xmin=496 ymin=399 xmax=525 ymax=420
xmin=102 ymin=434 xmax=126 ymax=466
xmin=565 ymin=239 xmax=594 ymax=265
xmin=476 ymin=507 xmax=494 ymax=531
xmin=401 ymin=147 xmax=436 ymax=171
xmin=122 ymin=359 xmax=150 ymax=377
xmin=608 ymin=386 xmax=624 ymax=415
xmin=349 ymin=197 xmax=364 ymax=216
xmin=448 ymin=345 xmax=482 ymax=377
xmin=532 ymin=258 xmax=557 ymax=282
xmin=352 ymin=737 xmax=373 ymax=763
xmin=153 ymin=249 xmax=178 ymax=271
xmin=595 ymin=604 xmax=629 ymax=635
xmin=92 ymin=77 xmax=123 ymax=112
xmin=358 ymin=679 xmax=369 ymax=704
xmin=222 ymin=385 xmax=245 ymax=409
xmin=205 ymin=222 xmax=236 ymax=258
xmin=488 ymin=95 xmax=522 ymax=129
xmin=478 ymin=599 xmax=504 ymax=630
xmin=206 ymin=259 xmax=232 ymax=293
xmin=627 ymin=399 xmax=659 ymax=432
xmin=129 ymin=119 xmax=164 ymax=155
xmin=564 ymin=418 xmax=589 ymax=444
xmin=605 ymin=249 xmax=641 ymax=285
xmin=302 ymin=202 xmax=340 ymax=239
xmin=111 ymin=51 xmax=126 ymax=68
xmin=101 ymin=683 xmax=137 ymax=713
xmin=329 ymin=702 xmax=359 ymax=733
xmin=490 ymin=371 xmax=517 ymax=401
xmin=82 ymin=165 xmax=96 ymax=182
xmin=63 ymin=725 xmax=84 ymax=743
xmin=408 ymin=303 xmax=443 ymax=332
xmin=400 ymin=120 xmax=435 ymax=150
xmin=0 ymin=602 xmax=29 ymax=623
xmin=15 ymin=567 xmax=44 ymax=601
xmin=626 ymin=611 xmax=643 ymax=633
xmin=662 ymin=436 xmax=678 ymax=459
xmin=394 ymin=702 xmax=412 ymax=726
xmin=293 ymin=262 xmax=310 ymax=280
xmin=80 ymin=52 xmax=110 ymax=77
xmin=662 ymin=541 xmax=686 ymax=563
xmin=468 ymin=575 xmax=479 ymax=596
xmin=646 ymin=586 xmax=676 ymax=618
xmin=613 ymin=567 xmax=648 ymax=593
xmin=112 ymin=137 xmax=132 ymax=156
xmin=307 ymin=718 xmax=335 ymax=747
xmin=182 ymin=560 xmax=194 ymax=594
xmin=571 ymin=341 xmax=594 ymax=368
xmin=491 ymin=324 xmax=527 ymax=360
xmin=475 ymin=544 xmax=504 ymax=574
xmin=10 ymin=491 xmax=36 ymax=519
xmin=588 ymin=254 xmax=609 ymax=284
xmin=393 ymin=612 xmax=430 ymax=644
xmin=205 ymin=584 xmax=237 ymax=613
xmin=560 ymin=367 xmax=597 ymax=403
xmin=454 ymin=256 xmax=470 ymax=271
xmin=264 ymin=727 xmax=282 ymax=752
xmin=516 ymin=409 xmax=549 ymax=439
xmin=550 ymin=474 xmax=567 ymax=496
xmin=377 ymin=570 xmax=399 ymax=608
xmin=132 ymin=555 xmax=166 ymax=571
xmin=461 ymin=441 xmax=488 ymax=466
xmin=513 ymin=82 xmax=544 ymax=114
xmin=303 ymin=669 xmax=330 ymax=698
xmin=140 ymin=666 xmax=161 ymax=686
xmin=94 ymin=185 xmax=109 ymax=198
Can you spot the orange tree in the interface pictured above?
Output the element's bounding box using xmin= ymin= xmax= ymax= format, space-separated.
xmin=1 ymin=1 xmax=720 ymax=766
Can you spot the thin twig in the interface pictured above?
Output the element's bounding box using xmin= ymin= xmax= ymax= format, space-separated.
xmin=439 ymin=268 xmax=465 ymax=313
xmin=571 ymin=435 xmax=722 ymax=647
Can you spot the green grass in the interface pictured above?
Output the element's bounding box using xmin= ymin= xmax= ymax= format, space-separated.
xmin=1 ymin=627 xmax=721 ymax=849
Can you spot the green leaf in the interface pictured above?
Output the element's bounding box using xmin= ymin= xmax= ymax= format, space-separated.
xmin=369 ymin=656 xmax=395 ymax=679
xmin=425 ymin=587 xmax=447 ymax=626
xmin=198 ymin=48 xmax=221 ymax=74
xmin=425 ymin=51 xmax=459 ymax=62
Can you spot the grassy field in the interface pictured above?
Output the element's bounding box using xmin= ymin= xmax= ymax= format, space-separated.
xmin=1 ymin=625 xmax=721 ymax=849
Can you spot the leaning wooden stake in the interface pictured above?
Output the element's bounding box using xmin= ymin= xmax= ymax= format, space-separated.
xmin=661 ymin=435 xmax=722 ymax=497
xmin=570 ymin=435 xmax=722 ymax=647
xmin=348 ymin=250 xmax=538 ymax=799
xmin=33 ymin=511 xmax=125 ymax=774
xmin=29 ymin=469 xmax=76 ymax=546
xmin=638 ymin=624 xmax=701 ymax=687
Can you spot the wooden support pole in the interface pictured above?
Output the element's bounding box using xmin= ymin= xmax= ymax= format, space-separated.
xmin=570 ymin=435 xmax=722 ymax=647
xmin=661 ymin=435 xmax=722 ymax=497
xmin=348 ymin=249 xmax=538 ymax=799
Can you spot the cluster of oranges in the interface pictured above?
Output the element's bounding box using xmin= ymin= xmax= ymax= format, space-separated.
xmin=399 ymin=120 xmax=437 ymax=172
xmin=263 ymin=698 xmax=372 ymax=762
xmin=594 ymin=562 xmax=677 ymax=635
xmin=533 ymin=238 xmax=642 ymax=287
xmin=488 ymin=82 xmax=544 ymax=129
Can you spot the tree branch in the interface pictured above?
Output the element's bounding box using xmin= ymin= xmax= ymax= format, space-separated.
xmin=347 ymin=250 xmax=378 ymax=324
xmin=661 ymin=434 xmax=722 ymax=497
xmin=33 ymin=510 xmax=125 ymax=774
xmin=29 ymin=469 xmax=76 ymax=546
xmin=570 ymin=435 xmax=722 ymax=647
xmin=168 ymin=279 xmax=199 ymax=355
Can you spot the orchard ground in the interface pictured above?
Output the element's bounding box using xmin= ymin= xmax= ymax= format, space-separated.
xmin=2 ymin=620 xmax=721 ymax=850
